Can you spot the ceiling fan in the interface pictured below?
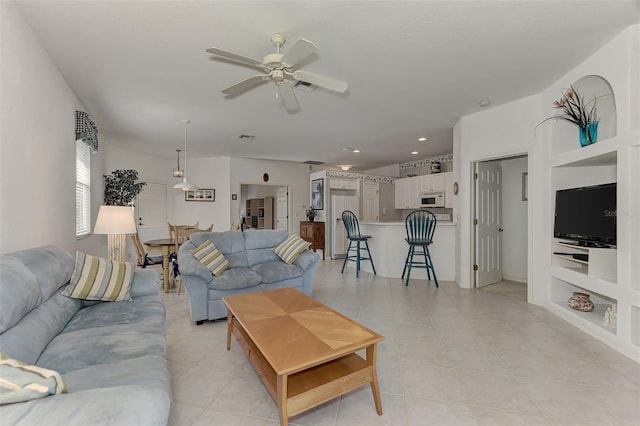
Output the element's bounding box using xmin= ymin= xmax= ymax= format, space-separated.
xmin=205 ymin=33 xmax=348 ymax=112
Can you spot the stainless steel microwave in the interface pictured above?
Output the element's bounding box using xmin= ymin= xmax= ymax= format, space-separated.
xmin=420 ymin=191 xmax=445 ymax=208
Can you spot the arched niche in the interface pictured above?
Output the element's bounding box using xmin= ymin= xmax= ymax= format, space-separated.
xmin=573 ymin=75 xmax=617 ymax=141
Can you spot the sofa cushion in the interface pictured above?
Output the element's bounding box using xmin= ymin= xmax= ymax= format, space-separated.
xmin=5 ymin=246 xmax=75 ymax=302
xmin=60 ymin=295 xmax=165 ymax=334
xmin=251 ymin=261 xmax=303 ymax=284
xmin=191 ymin=240 xmax=229 ymax=277
xmin=208 ymin=268 xmax=262 ymax=291
xmin=0 ymin=353 xmax=66 ymax=405
xmin=244 ymin=229 xmax=288 ymax=250
xmin=190 ymin=231 xmax=249 ymax=268
xmin=273 ymin=234 xmax=311 ymax=264
xmin=63 ymin=252 xmax=134 ymax=302
xmin=0 ymin=290 xmax=82 ymax=366
xmin=0 ymin=257 xmax=42 ymax=334
xmin=36 ymin=323 xmax=166 ymax=373
xmin=62 ymin=355 xmax=169 ymax=393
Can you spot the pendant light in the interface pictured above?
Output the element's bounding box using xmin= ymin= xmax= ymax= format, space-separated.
xmin=172 ymin=149 xmax=183 ymax=177
xmin=173 ymin=120 xmax=197 ymax=191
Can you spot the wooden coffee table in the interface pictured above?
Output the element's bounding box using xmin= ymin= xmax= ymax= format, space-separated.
xmin=223 ymin=287 xmax=384 ymax=426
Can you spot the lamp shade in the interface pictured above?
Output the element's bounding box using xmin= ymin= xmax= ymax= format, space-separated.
xmin=93 ymin=206 xmax=137 ymax=235
xmin=173 ymin=178 xmax=197 ymax=191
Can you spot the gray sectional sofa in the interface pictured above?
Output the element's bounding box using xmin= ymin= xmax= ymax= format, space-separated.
xmin=0 ymin=246 xmax=171 ymax=425
xmin=178 ymin=229 xmax=320 ymax=323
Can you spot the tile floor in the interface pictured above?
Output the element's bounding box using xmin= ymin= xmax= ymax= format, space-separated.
xmin=164 ymin=260 xmax=639 ymax=426
xmin=478 ymin=280 xmax=527 ymax=301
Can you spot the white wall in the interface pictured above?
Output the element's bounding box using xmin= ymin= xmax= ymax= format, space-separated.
xmin=500 ymin=156 xmax=528 ymax=283
xmin=364 ymin=164 xmax=400 ymax=177
xmin=0 ymin=2 xmax=104 ymax=255
xmin=173 ymin=156 xmax=231 ymax=230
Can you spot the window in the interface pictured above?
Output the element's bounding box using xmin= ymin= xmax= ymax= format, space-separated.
xmin=76 ymin=140 xmax=91 ymax=238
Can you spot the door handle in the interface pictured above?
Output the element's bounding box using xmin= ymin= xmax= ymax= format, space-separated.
xmin=498 ymin=228 xmax=504 ymax=232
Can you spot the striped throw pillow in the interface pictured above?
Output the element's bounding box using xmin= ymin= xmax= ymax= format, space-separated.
xmin=0 ymin=352 xmax=66 ymax=405
xmin=273 ymin=234 xmax=311 ymax=264
xmin=62 ymin=252 xmax=134 ymax=302
xmin=191 ymin=240 xmax=229 ymax=277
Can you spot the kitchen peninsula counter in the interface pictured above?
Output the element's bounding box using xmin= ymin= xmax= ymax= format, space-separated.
xmin=357 ymin=221 xmax=456 ymax=281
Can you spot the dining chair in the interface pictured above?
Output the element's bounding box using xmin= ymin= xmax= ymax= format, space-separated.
xmin=199 ymin=224 xmax=213 ymax=232
xmin=172 ymin=223 xmax=199 ymax=294
xmin=402 ymin=210 xmax=439 ymax=287
xmin=130 ymin=233 xmax=162 ymax=268
xmin=341 ymin=210 xmax=376 ymax=278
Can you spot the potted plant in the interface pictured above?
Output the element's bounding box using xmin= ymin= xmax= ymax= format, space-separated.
xmin=103 ymin=169 xmax=146 ymax=206
xmin=537 ymin=84 xmax=601 ymax=146
xmin=305 ymin=207 xmax=317 ymax=222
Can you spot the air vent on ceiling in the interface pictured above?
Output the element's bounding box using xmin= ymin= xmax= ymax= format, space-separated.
xmin=303 ymin=160 xmax=324 ymax=165
xmin=292 ymin=80 xmax=317 ymax=93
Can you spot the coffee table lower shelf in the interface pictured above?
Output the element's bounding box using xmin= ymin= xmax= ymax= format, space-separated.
xmin=232 ymin=319 xmax=380 ymax=422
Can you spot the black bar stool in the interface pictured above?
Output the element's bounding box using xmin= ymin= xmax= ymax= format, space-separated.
xmin=341 ymin=210 xmax=376 ymax=278
xmin=402 ymin=210 xmax=439 ymax=287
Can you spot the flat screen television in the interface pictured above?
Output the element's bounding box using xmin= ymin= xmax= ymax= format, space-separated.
xmin=554 ymin=182 xmax=616 ymax=247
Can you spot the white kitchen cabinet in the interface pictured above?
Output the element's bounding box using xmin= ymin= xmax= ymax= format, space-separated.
xmin=420 ymin=174 xmax=445 ymax=192
xmin=330 ymin=178 xmax=358 ymax=190
xmin=394 ymin=177 xmax=419 ymax=209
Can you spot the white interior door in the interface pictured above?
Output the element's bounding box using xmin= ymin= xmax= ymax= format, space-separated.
xmin=475 ymin=162 xmax=503 ymax=287
xmin=276 ymin=187 xmax=288 ymax=231
xmin=135 ymin=181 xmax=167 ymax=254
xmin=362 ymin=182 xmax=379 ymax=222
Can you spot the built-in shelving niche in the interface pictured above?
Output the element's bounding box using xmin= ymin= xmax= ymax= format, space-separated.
xmin=550 ymin=277 xmax=617 ymax=335
xmin=549 ymin=75 xmax=617 ymax=157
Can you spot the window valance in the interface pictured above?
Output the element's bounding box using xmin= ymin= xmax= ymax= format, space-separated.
xmin=75 ymin=111 xmax=98 ymax=154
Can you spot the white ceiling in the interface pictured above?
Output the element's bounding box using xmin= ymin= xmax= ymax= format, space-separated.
xmin=15 ymin=1 xmax=638 ymax=171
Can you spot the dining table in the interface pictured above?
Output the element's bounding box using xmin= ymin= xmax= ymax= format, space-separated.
xmin=143 ymin=238 xmax=181 ymax=293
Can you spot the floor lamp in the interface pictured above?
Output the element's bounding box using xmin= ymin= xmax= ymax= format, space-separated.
xmin=93 ymin=206 xmax=137 ymax=262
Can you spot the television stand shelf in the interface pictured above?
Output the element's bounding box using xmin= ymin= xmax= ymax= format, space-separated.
xmin=553 ymin=241 xmax=617 ymax=282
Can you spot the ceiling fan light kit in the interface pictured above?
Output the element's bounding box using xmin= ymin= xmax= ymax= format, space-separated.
xmin=206 ymin=33 xmax=348 ymax=112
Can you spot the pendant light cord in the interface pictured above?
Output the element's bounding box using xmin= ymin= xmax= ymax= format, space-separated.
xmin=184 ymin=121 xmax=188 ymax=176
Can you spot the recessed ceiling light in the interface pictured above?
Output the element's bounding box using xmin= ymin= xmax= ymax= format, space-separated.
xmin=353 ymin=149 xmax=360 ymax=153
xmin=479 ymin=100 xmax=491 ymax=108
xmin=411 ymin=151 xmax=419 ymax=155
xmin=340 ymin=165 xmax=352 ymax=171
xmin=418 ymin=137 xmax=427 ymax=142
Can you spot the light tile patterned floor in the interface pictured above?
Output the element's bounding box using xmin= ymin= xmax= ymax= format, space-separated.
xmin=164 ymin=260 xmax=639 ymax=426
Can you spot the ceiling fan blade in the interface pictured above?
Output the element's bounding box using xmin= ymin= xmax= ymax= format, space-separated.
xmin=222 ymin=75 xmax=268 ymax=97
xmin=206 ymin=47 xmax=264 ymax=68
xmin=292 ymin=70 xmax=348 ymax=93
xmin=281 ymin=38 xmax=317 ymax=68
xmin=277 ymin=82 xmax=299 ymax=113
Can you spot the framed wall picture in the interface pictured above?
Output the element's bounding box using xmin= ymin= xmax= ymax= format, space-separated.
xmin=185 ymin=189 xmax=215 ymax=202
xmin=311 ymin=178 xmax=324 ymax=210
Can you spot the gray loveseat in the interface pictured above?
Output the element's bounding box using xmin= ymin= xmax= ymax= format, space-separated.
xmin=178 ymin=229 xmax=320 ymax=323
xmin=0 ymin=246 xmax=171 ymax=425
